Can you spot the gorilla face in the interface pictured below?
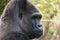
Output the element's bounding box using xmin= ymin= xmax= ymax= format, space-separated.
xmin=20 ymin=13 xmax=43 ymax=39
xmin=29 ymin=13 xmax=43 ymax=39
xmin=19 ymin=2 xmax=43 ymax=39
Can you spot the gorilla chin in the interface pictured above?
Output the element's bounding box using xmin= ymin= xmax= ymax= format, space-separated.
xmin=28 ymin=28 xmax=43 ymax=39
xmin=28 ymin=31 xmax=43 ymax=39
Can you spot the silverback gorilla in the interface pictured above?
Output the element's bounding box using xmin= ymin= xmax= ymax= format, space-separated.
xmin=0 ymin=0 xmax=43 ymax=40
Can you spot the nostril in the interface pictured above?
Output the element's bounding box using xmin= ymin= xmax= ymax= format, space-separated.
xmin=38 ymin=25 xmax=40 ymax=27
xmin=38 ymin=25 xmax=42 ymax=27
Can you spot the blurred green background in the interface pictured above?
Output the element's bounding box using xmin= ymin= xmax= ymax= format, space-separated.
xmin=0 ymin=0 xmax=60 ymax=40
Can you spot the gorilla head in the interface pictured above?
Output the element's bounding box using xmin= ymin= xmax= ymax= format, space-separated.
xmin=0 ymin=0 xmax=43 ymax=40
xmin=20 ymin=2 xmax=43 ymax=39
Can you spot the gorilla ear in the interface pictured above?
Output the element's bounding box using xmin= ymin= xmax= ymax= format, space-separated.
xmin=18 ymin=0 xmax=27 ymax=10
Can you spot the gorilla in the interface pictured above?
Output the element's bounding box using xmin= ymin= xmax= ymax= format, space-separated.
xmin=0 ymin=0 xmax=43 ymax=40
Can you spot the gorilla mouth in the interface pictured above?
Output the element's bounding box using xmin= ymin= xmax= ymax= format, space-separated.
xmin=28 ymin=30 xmax=43 ymax=39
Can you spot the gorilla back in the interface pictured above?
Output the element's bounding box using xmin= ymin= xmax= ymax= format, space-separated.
xmin=0 ymin=0 xmax=43 ymax=40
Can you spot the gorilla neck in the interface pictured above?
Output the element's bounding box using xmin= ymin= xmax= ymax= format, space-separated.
xmin=1 ymin=32 xmax=30 ymax=40
xmin=0 ymin=18 xmax=29 ymax=40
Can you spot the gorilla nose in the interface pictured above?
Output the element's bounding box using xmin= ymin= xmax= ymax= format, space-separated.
xmin=37 ymin=25 xmax=43 ymax=31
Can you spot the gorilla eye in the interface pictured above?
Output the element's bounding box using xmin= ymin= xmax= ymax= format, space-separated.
xmin=31 ymin=14 xmax=42 ymax=19
xmin=31 ymin=15 xmax=42 ymax=19
xmin=19 ymin=13 xmax=23 ymax=19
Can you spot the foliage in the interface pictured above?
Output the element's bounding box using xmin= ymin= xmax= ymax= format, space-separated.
xmin=0 ymin=0 xmax=9 ymax=15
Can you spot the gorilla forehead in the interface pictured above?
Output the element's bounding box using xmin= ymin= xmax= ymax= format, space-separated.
xmin=26 ymin=2 xmax=39 ymax=13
